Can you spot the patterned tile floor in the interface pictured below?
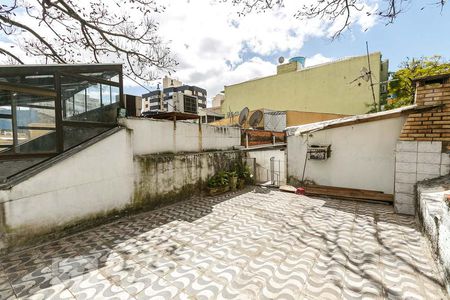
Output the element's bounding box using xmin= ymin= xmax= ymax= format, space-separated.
xmin=0 ymin=187 xmax=448 ymax=299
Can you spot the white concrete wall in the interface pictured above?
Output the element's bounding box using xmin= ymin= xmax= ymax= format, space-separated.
xmin=394 ymin=141 xmax=450 ymax=215
xmin=120 ymin=118 xmax=240 ymax=155
xmin=246 ymin=148 xmax=286 ymax=185
xmin=0 ymin=121 xmax=243 ymax=250
xmin=0 ymin=129 xmax=134 ymax=232
xmin=287 ymin=116 xmax=407 ymax=194
xmin=201 ymin=125 xmax=241 ymax=150
xmin=134 ymin=151 xmax=242 ymax=203
xmin=417 ymin=179 xmax=450 ymax=294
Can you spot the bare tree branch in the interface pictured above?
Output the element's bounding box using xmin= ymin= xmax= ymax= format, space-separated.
xmin=223 ymin=0 xmax=447 ymax=38
xmin=0 ymin=47 xmax=24 ymax=64
xmin=0 ymin=0 xmax=176 ymax=81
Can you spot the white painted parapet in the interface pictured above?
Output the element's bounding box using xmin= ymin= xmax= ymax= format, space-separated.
xmin=119 ymin=118 xmax=241 ymax=155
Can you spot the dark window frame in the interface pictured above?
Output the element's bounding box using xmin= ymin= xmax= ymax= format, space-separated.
xmin=0 ymin=64 xmax=124 ymax=160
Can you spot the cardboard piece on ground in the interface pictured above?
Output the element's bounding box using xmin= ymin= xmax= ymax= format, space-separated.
xmin=279 ymin=185 xmax=297 ymax=193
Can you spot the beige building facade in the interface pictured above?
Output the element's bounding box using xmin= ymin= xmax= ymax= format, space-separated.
xmin=222 ymin=52 xmax=389 ymax=116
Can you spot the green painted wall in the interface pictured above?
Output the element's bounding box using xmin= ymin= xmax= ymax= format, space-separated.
xmin=223 ymin=53 xmax=387 ymax=115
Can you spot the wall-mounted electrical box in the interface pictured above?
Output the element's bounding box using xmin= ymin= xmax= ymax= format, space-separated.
xmin=307 ymin=145 xmax=331 ymax=160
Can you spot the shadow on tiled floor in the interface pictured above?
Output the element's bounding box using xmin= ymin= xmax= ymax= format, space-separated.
xmin=0 ymin=187 xmax=448 ymax=299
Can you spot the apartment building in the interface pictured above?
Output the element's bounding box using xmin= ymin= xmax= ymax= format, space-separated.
xmin=142 ymin=76 xmax=207 ymax=115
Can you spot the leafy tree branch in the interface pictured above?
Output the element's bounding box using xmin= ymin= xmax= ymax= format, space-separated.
xmin=386 ymin=55 xmax=450 ymax=109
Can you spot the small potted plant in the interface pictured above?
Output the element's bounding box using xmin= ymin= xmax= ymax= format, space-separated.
xmin=228 ymin=171 xmax=238 ymax=191
xmin=207 ymin=171 xmax=229 ymax=196
xmin=236 ymin=163 xmax=253 ymax=189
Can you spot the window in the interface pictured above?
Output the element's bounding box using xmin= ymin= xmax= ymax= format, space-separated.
xmin=61 ymin=76 xmax=120 ymax=121
xmin=183 ymin=95 xmax=197 ymax=114
xmin=0 ymin=64 xmax=122 ymax=159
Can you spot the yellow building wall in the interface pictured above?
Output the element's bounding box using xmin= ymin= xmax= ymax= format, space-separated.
xmin=223 ymin=53 xmax=382 ymax=115
xmin=286 ymin=111 xmax=348 ymax=127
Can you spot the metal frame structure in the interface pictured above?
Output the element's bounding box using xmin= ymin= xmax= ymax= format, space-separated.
xmin=0 ymin=64 xmax=123 ymax=160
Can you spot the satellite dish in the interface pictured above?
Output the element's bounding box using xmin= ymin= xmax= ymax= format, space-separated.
xmin=360 ymin=67 xmax=370 ymax=82
xmin=238 ymin=107 xmax=249 ymax=126
xmin=278 ymin=56 xmax=285 ymax=64
xmin=248 ymin=110 xmax=263 ymax=128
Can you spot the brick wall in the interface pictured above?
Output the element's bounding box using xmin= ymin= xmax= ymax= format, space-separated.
xmin=395 ymin=74 xmax=450 ymax=215
xmin=400 ymin=77 xmax=450 ymax=141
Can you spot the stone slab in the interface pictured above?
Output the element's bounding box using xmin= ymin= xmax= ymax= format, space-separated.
xmin=395 ymin=202 xmax=416 ymax=215
xmin=395 ymin=172 xmax=417 ymax=184
xmin=418 ymin=152 xmax=442 ymax=164
xmin=396 ymin=162 xmax=417 ymax=173
xmin=395 ymin=183 xmax=415 ymax=194
xmin=417 ymin=163 xmax=441 ymax=175
xmin=418 ymin=173 xmax=440 ymax=182
xmin=395 ymin=193 xmax=415 ymax=205
xmin=396 ymin=141 xmax=418 ymax=152
xmin=418 ymin=141 xmax=442 ymax=153
xmin=396 ymin=152 xmax=418 ymax=163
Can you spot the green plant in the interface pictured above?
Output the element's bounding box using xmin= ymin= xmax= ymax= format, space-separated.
xmin=228 ymin=171 xmax=237 ymax=178
xmin=234 ymin=162 xmax=253 ymax=184
xmin=386 ymin=55 xmax=450 ymax=110
xmin=207 ymin=171 xmax=229 ymax=188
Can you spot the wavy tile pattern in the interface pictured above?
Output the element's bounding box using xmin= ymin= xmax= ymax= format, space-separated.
xmin=0 ymin=188 xmax=447 ymax=299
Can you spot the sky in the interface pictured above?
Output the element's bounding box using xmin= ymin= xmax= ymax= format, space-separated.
xmin=1 ymin=0 xmax=449 ymax=106
xmin=125 ymin=0 xmax=450 ymax=105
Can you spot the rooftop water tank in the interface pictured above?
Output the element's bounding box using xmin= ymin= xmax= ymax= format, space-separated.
xmin=289 ymin=56 xmax=306 ymax=68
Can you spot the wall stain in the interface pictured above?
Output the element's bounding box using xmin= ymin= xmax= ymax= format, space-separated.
xmin=0 ymin=150 xmax=243 ymax=253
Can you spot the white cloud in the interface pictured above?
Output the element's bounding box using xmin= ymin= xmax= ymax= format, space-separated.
xmin=0 ymin=0 xmax=379 ymax=101
xmin=153 ymin=0 xmax=378 ymax=101
xmin=304 ymin=54 xmax=334 ymax=67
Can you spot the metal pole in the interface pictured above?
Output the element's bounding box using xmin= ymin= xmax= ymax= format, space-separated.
xmin=10 ymin=92 xmax=18 ymax=153
xmin=54 ymin=72 xmax=64 ymax=153
xmin=119 ymin=67 xmax=124 ymax=109
xmin=270 ymin=157 xmax=275 ymax=185
xmin=278 ymin=160 xmax=281 ymax=185
xmin=366 ymin=41 xmax=377 ymax=111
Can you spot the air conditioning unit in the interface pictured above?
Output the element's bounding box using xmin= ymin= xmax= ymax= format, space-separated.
xmin=307 ymin=145 xmax=331 ymax=160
